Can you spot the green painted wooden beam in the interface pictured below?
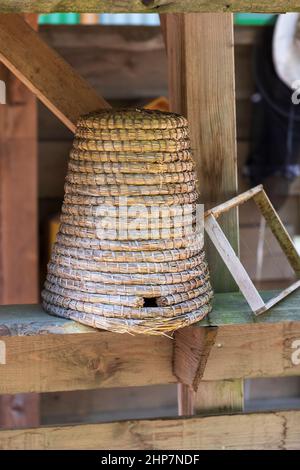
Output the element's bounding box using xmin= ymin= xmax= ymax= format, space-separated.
xmin=0 ymin=1 xmax=299 ymax=13
xmin=1 ymin=290 xmax=300 ymax=337
xmin=206 ymin=289 xmax=300 ymax=326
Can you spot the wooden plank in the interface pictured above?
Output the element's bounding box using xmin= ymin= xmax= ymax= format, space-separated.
xmin=175 ymin=281 xmax=300 ymax=394
xmin=202 ymin=321 xmax=300 ymax=381
xmin=2 ymin=317 xmax=300 ymax=392
xmin=0 ymin=313 xmax=174 ymax=394
xmin=174 ymin=327 xmax=218 ymax=391
xmin=0 ymin=291 xmax=300 ymax=393
xmin=207 ymin=185 xmax=263 ymax=219
xmin=0 ymin=15 xmax=110 ymax=133
xmin=166 ymin=13 xmax=238 ymax=292
xmin=40 ymin=25 xmax=167 ymax=103
xmin=1 ymin=1 xmax=300 ymax=13
xmin=0 ymin=394 xmax=40 ymax=429
xmin=36 ymin=24 xmax=255 ymax=103
xmin=0 ymin=410 xmax=300 ymax=450
xmin=0 ymin=92 xmax=38 ymax=305
xmin=1 ymin=290 xmax=300 ymax=334
xmin=166 ymin=11 xmax=240 ymax=414
xmin=0 ymin=14 xmax=40 ymax=432
xmin=194 ymin=380 xmax=244 ymax=415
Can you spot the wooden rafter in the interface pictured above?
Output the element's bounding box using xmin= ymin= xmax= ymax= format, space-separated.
xmin=0 ymin=1 xmax=299 ymax=13
xmin=0 ymin=14 xmax=110 ymax=132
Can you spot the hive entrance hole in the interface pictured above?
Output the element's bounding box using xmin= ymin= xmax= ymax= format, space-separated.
xmin=143 ymin=297 xmax=158 ymax=307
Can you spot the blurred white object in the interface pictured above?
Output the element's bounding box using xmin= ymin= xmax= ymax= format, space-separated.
xmin=273 ymin=13 xmax=300 ymax=89
xmin=100 ymin=13 xmax=160 ymax=26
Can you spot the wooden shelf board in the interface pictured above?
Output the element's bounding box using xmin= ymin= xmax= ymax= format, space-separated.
xmin=1 ymin=290 xmax=300 ymax=338
xmin=0 ymin=1 xmax=300 ymax=14
xmin=1 ymin=291 xmax=300 ymax=395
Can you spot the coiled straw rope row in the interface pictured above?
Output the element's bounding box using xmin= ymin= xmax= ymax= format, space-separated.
xmin=42 ymin=109 xmax=212 ymax=335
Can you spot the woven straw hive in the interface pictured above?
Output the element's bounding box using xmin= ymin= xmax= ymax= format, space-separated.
xmin=42 ymin=109 xmax=213 ymax=335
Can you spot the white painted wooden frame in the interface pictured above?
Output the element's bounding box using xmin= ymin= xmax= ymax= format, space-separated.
xmin=204 ymin=185 xmax=300 ymax=316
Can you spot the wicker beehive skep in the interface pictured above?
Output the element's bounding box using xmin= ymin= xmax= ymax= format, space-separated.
xmin=42 ymin=109 xmax=213 ymax=335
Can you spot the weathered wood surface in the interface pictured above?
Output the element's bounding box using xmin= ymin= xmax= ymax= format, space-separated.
xmin=165 ymin=11 xmax=239 ymax=415
xmin=0 ymin=394 xmax=40 ymax=429
xmin=0 ymin=15 xmax=110 ymax=132
xmin=174 ymin=327 xmax=218 ymax=391
xmin=205 ymin=213 xmax=266 ymax=314
xmin=1 ymin=291 xmax=300 ymax=394
xmin=1 ymin=290 xmax=300 ymax=335
xmin=40 ymin=25 xmax=167 ymax=102
xmin=174 ymin=291 xmax=300 ymax=386
xmin=194 ymin=380 xmax=244 ymax=415
xmin=0 ymin=410 xmax=300 ymax=450
xmin=0 ymin=14 xmax=40 ymax=429
xmin=0 ymin=1 xmax=299 ymax=13
xmin=166 ymin=13 xmax=238 ymax=292
xmin=0 ymin=332 xmax=174 ymax=394
xmin=0 ymin=72 xmax=38 ymax=305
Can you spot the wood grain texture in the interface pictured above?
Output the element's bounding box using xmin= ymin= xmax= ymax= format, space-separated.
xmin=0 ymin=15 xmax=110 ymax=132
xmin=0 ymin=327 xmax=174 ymax=394
xmin=0 ymin=394 xmax=40 ymax=429
xmin=0 ymin=410 xmax=300 ymax=450
xmin=0 ymin=96 xmax=38 ymax=304
xmin=202 ymin=321 xmax=300 ymax=381
xmin=166 ymin=13 xmax=238 ymax=292
xmin=174 ymin=326 xmax=218 ymax=391
xmin=1 ymin=291 xmax=300 ymax=393
xmin=194 ymin=380 xmax=244 ymax=415
xmin=39 ymin=25 xmax=167 ymax=102
xmin=0 ymin=14 xmax=40 ymax=431
xmin=166 ymin=12 xmax=239 ymax=415
xmin=205 ymin=214 xmax=265 ymax=313
xmin=0 ymin=1 xmax=299 ymax=13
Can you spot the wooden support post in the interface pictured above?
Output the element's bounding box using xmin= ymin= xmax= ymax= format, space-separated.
xmin=0 ymin=14 xmax=110 ymax=133
xmin=194 ymin=380 xmax=244 ymax=415
xmin=166 ymin=13 xmax=242 ymax=415
xmin=0 ymin=15 xmax=40 ymax=429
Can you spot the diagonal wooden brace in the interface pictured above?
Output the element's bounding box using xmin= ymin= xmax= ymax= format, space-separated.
xmin=174 ymin=325 xmax=218 ymax=392
xmin=0 ymin=14 xmax=111 ymax=132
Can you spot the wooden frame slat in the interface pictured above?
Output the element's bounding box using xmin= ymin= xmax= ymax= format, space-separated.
xmin=0 ymin=410 xmax=299 ymax=449
xmin=0 ymin=1 xmax=300 ymax=13
xmin=205 ymin=186 xmax=300 ymax=315
xmin=0 ymin=14 xmax=110 ymax=132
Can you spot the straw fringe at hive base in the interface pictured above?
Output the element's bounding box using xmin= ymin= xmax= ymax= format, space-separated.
xmin=42 ymin=109 xmax=213 ymax=335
